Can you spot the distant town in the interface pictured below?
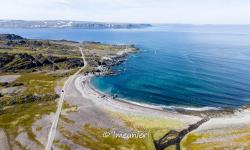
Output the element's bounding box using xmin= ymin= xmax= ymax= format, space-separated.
xmin=0 ymin=20 xmax=151 ymax=29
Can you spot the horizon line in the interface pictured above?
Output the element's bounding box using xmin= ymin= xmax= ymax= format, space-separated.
xmin=1 ymin=19 xmax=250 ymax=26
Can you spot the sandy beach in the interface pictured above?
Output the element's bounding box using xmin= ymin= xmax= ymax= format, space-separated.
xmin=79 ymin=74 xmax=250 ymax=133
xmin=77 ymin=75 xmax=201 ymax=124
xmin=74 ymin=74 xmax=250 ymax=149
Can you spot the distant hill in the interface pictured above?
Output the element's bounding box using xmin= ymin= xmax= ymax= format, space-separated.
xmin=0 ymin=34 xmax=24 ymax=40
xmin=0 ymin=20 xmax=151 ymax=29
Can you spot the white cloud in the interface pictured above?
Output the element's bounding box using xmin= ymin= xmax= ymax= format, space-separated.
xmin=0 ymin=0 xmax=250 ymax=24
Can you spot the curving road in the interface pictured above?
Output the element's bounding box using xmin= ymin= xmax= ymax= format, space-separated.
xmin=45 ymin=47 xmax=87 ymax=150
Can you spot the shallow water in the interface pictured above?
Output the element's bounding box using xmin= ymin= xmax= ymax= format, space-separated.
xmin=1 ymin=25 xmax=250 ymax=108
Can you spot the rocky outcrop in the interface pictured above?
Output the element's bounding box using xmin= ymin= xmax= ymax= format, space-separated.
xmin=0 ymin=53 xmax=84 ymax=72
xmin=0 ymin=93 xmax=59 ymax=107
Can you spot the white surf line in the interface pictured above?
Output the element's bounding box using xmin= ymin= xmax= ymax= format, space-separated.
xmin=46 ymin=47 xmax=86 ymax=150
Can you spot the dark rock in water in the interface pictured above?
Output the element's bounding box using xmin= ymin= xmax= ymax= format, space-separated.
xmin=106 ymin=71 xmax=117 ymax=76
xmin=96 ymin=69 xmax=102 ymax=73
xmin=112 ymin=94 xmax=118 ymax=99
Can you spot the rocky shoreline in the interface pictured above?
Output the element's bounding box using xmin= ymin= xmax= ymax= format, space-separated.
xmin=93 ymin=44 xmax=138 ymax=76
xmin=89 ymin=46 xmax=250 ymax=118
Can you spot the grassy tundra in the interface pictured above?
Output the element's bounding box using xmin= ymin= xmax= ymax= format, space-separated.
xmin=0 ymin=34 xmax=139 ymax=149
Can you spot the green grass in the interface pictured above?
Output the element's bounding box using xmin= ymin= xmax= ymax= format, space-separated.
xmin=0 ymin=39 xmax=142 ymax=149
xmin=181 ymin=128 xmax=250 ymax=150
xmin=0 ymin=101 xmax=56 ymax=148
xmin=61 ymin=115 xmax=75 ymax=124
xmin=181 ymin=133 xmax=204 ymax=148
xmin=0 ymin=71 xmax=64 ymax=148
xmin=0 ymin=48 xmax=35 ymax=55
xmin=16 ymin=73 xmax=58 ymax=95
xmin=0 ymin=42 xmax=80 ymax=57
xmin=35 ymin=126 xmax=42 ymax=131
xmin=0 ymin=50 xmax=82 ymax=60
xmin=110 ymin=112 xmax=183 ymax=142
xmin=84 ymin=44 xmax=120 ymax=51
xmin=60 ymin=123 xmax=153 ymax=150
xmin=59 ymin=144 xmax=71 ymax=150
xmin=86 ymin=111 xmax=186 ymax=150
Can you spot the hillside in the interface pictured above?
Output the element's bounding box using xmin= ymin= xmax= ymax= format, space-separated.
xmin=0 ymin=34 xmax=83 ymax=72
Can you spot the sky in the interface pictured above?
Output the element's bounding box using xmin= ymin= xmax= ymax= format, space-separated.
xmin=0 ymin=0 xmax=250 ymax=24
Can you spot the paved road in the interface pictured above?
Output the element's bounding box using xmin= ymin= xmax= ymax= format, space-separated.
xmin=45 ymin=47 xmax=86 ymax=150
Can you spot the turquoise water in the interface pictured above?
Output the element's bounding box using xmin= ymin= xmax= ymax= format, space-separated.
xmin=1 ymin=25 xmax=250 ymax=109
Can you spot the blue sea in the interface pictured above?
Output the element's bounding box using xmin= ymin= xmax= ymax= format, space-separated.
xmin=1 ymin=25 xmax=250 ymax=109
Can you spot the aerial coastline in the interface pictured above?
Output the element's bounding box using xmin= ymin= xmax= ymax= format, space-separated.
xmin=85 ymin=44 xmax=245 ymax=117
xmin=1 ymin=0 xmax=250 ymax=149
xmin=76 ymin=44 xmax=250 ymax=149
xmin=1 ymin=33 xmax=250 ymax=149
xmin=82 ymin=45 xmax=250 ymax=149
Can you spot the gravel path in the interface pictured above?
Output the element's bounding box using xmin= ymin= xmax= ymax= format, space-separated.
xmin=0 ymin=129 xmax=10 ymax=150
xmin=45 ymin=47 xmax=86 ymax=150
xmin=0 ymin=75 xmax=20 ymax=83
